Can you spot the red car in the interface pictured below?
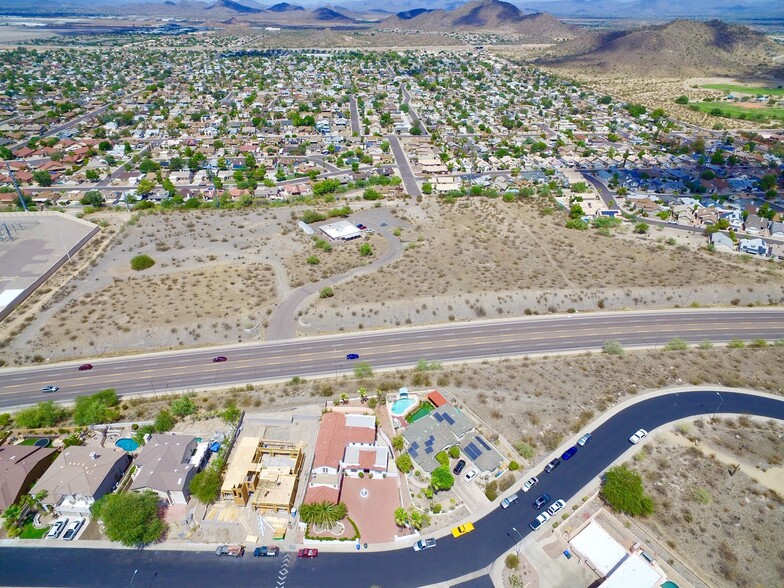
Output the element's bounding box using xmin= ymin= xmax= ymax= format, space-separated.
xmin=78 ymin=364 xmax=93 ymax=371
xmin=297 ymin=548 xmax=318 ymax=559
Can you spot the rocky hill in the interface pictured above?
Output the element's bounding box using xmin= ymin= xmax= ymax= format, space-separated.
xmin=545 ymin=19 xmax=780 ymax=77
xmin=381 ymin=0 xmax=582 ymax=40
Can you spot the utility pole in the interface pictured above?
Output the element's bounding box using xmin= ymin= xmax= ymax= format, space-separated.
xmin=6 ymin=162 xmax=28 ymax=212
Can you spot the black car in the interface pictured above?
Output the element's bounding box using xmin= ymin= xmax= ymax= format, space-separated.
xmin=532 ymin=493 xmax=551 ymax=510
xmin=544 ymin=458 xmax=561 ymax=473
xmin=453 ymin=459 xmax=466 ymax=475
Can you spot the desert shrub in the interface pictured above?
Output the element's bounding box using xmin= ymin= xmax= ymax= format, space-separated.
xmin=601 ymin=464 xmax=654 ymax=516
xmin=130 ymin=254 xmax=155 ymax=271
xmin=514 ymin=440 xmax=534 ymax=459
xmin=485 ymin=480 xmax=499 ymax=501
xmin=603 ymin=340 xmax=624 ymax=355
xmin=319 ymin=287 xmax=334 ymax=299
xmin=448 ymin=445 xmax=460 ymax=459
xmin=170 ymin=396 xmax=196 ymax=417
xmin=505 ymin=554 xmax=520 ymax=570
xmin=664 ymin=337 xmax=688 ymax=351
xmin=508 ymin=461 xmax=520 ymax=471
xmin=13 ymin=401 xmax=68 ymax=429
xmin=395 ymin=453 xmax=413 ymax=473
xmin=435 ymin=451 xmax=449 ymax=468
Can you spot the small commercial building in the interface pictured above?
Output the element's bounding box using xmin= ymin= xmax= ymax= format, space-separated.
xmin=320 ymin=220 xmax=362 ymax=241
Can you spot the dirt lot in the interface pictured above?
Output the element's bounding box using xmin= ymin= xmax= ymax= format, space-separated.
xmin=634 ymin=418 xmax=784 ymax=588
xmin=300 ymin=197 xmax=784 ymax=334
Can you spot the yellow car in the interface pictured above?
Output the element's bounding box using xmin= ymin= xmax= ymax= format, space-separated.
xmin=451 ymin=523 xmax=475 ymax=538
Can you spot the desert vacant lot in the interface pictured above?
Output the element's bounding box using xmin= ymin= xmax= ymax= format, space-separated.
xmin=300 ymin=197 xmax=784 ymax=335
xmin=2 ymin=195 xmax=783 ymax=363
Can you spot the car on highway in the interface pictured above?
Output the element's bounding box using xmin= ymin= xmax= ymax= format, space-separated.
xmin=412 ymin=538 xmax=436 ymax=552
xmin=464 ymin=468 xmax=477 ymax=482
xmin=41 ymin=386 xmax=59 ymax=393
xmin=62 ymin=518 xmax=85 ymax=541
xmin=212 ymin=356 xmax=227 ymax=363
xmin=532 ymin=493 xmax=551 ymax=510
xmin=629 ymin=429 xmax=648 ymax=444
xmin=253 ymin=546 xmax=279 ymax=558
xmin=346 ymin=353 xmax=360 ymax=360
xmin=46 ymin=518 xmax=69 ymax=539
xmin=521 ymin=476 xmax=539 ymax=493
xmin=451 ymin=523 xmax=474 ymax=538
xmin=78 ymin=364 xmax=93 ymax=371
xmin=561 ymin=446 xmax=577 ymax=461
xmin=529 ymin=511 xmax=551 ymax=531
xmin=297 ymin=548 xmax=318 ymax=558
xmin=577 ymin=433 xmax=592 ymax=447
xmin=500 ymin=493 xmax=519 ymax=509
xmin=546 ymin=499 xmax=566 ymax=516
xmin=544 ymin=458 xmax=561 ymax=473
xmin=452 ymin=459 xmax=466 ymax=475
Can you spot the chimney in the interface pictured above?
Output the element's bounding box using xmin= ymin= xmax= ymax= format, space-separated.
xmin=89 ymin=452 xmax=98 ymax=460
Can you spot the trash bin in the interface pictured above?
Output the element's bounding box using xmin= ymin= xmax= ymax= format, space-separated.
xmin=563 ymin=549 xmax=572 ymax=559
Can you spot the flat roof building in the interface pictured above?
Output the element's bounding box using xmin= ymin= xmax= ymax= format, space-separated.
xmin=319 ymin=220 xmax=362 ymax=241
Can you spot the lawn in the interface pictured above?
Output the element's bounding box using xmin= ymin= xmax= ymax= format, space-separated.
xmin=19 ymin=437 xmax=51 ymax=446
xmin=688 ymin=101 xmax=784 ymax=122
xmin=19 ymin=520 xmax=49 ymax=539
xmin=700 ymin=83 xmax=784 ymax=96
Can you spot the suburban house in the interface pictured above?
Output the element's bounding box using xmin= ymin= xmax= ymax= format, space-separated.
xmin=737 ymin=238 xmax=770 ymax=256
xmin=30 ymin=447 xmax=131 ymax=517
xmin=129 ymin=434 xmax=208 ymax=505
xmin=710 ymin=232 xmax=736 ymax=254
xmin=403 ymin=403 xmax=502 ymax=474
xmin=0 ymin=445 xmax=58 ymax=512
xmin=744 ymin=214 xmax=769 ymax=235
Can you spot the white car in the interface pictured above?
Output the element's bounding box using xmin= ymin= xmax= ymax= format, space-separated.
xmin=46 ymin=518 xmax=69 ymax=539
xmin=464 ymin=468 xmax=478 ymax=482
xmin=546 ymin=499 xmax=566 ymax=516
xmin=528 ymin=511 xmax=551 ymax=531
xmin=62 ymin=518 xmax=85 ymax=541
xmin=521 ymin=476 xmax=539 ymax=492
xmin=629 ymin=429 xmax=648 ymax=444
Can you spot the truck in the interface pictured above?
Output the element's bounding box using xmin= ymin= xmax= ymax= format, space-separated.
xmin=253 ymin=546 xmax=280 ymax=558
xmin=215 ymin=544 xmax=245 ymax=558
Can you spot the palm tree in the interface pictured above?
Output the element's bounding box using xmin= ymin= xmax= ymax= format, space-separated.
xmin=299 ymin=501 xmax=347 ymax=528
xmin=358 ymin=387 xmax=368 ymax=403
xmin=339 ymin=392 xmax=349 ymax=405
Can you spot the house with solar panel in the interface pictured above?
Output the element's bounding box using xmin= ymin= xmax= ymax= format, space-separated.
xmin=402 ymin=403 xmax=504 ymax=475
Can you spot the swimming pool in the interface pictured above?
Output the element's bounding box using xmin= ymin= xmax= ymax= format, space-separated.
xmin=391 ymin=396 xmax=417 ymax=416
xmin=115 ymin=438 xmax=139 ymax=452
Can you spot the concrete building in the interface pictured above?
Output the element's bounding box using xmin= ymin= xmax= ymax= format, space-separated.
xmin=319 ymin=220 xmax=362 ymax=241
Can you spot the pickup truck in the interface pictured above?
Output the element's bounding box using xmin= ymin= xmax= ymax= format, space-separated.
xmin=215 ymin=544 xmax=245 ymax=557
xmin=253 ymin=546 xmax=279 ymax=558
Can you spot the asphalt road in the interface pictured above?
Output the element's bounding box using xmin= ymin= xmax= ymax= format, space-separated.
xmin=1 ymin=309 xmax=782 ymax=411
xmin=386 ymin=133 xmax=421 ymax=197
xmin=2 ymin=389 xmax=783 ymax=588
xmin=402 ymin=88 xmax=429 ymax=136
xmin=349 ymin=97 xmax=361 ymax=136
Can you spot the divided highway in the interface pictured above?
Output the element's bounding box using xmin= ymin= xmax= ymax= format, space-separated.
xmin=2 ymin=389 xmax=783 ymax=587
xmin=1 ymin=308 xmax=783 ymax=411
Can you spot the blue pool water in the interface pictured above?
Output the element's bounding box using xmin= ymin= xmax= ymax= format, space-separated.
xmin=115 ymin=438 xmax=139 ymax=452
xmin=391 ymin=397 xmax=416 ymax=416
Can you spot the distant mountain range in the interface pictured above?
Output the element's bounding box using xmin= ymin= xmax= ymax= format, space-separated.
xmin=520 ymin=0 xmax=784 ymax=20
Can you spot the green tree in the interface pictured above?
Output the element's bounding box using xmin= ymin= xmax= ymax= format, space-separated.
xmin=189 ymin=465 xmax=223 ymax=504
xmin=13 ymin=401 xmax=68 ymax=429
xmin=32 ymin=170 xmax=52 ymax=187
xmin=759 ymin=173 xmax=777 ymax=192
xmin=634 ymin=222 xmax=649 ymax=234
xmin=73 ymin=389 xmax=120 ymax=426
xmin=92 ymin=490 xmax=167 ymax=547
xmin=394 ymin=507 xmax=409 ymax=527
xmin=220 ymin=401 xmax=241 ymax=425
xmin=601 ymin=464 xmax=654 ymax=516
xmin=422 ymin=182 xmax=433 ymax=195
xmin=85 ymin=169 xmax=100 ymax=181
xmin=136 ymin=178 xmax=154 ymax=196
xmin=170 ymin=396 xmax=196 ymax=417
xmin=395 ymin=453 xmax=413 ymax=473
xmin=139 ymin=158 xmax=160 ymax=173
xmin=674 ymin=95 xmax=689 ymax=105
xmin=80 ymin=190 xmax=104 ymax=207
xmin=430 ymin=466 xmax=455 ymax=491
xmin=392 ymin=435 xmax=405 ymax=452
xmin=448 ymin=445 xmax=460 ymax=459
xmin=408 ymin=510 xmax=430 ymax=530
xmin=359 ymin=243 xmax=373 ymax=257
xmin=363 ymin=188 xmax=381 ymax=201
xmin=154 ymin=410 xmax=175 ymax=432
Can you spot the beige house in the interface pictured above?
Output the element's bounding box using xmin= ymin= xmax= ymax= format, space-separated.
xmin=0 ymin=445 xmax=58 ymax=512
xmin=31 ymin=447 xmax=130 ymax=516
xmin=129 ymin=434 xmax=207 ymax=505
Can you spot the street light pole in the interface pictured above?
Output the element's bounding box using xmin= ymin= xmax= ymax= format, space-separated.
xmin=511 ymin=526 xmax=523 ymax=555
xmin=130 ymin=569 xmax=138 ymax=587
xmin=713 ymin=392 xmax=724 ymax=420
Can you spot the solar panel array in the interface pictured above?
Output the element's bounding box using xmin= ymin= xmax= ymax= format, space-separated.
xmin=464 ymin=436 xmax=493 ymax=461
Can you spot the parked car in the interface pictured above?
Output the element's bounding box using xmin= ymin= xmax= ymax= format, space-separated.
xmin=41 ymin=385 xmax=59 ymax=393
xmin=253 ymin=546 xmax=279 ymax=558
xmin=346 ymin=353 xmax=360 ymax=360
xmin=529 ymin=511 xmax=551 ymax=531
xmin=577 ymin=433 xmax=592 ymax=447
xmin=380 ymin=222 xmax=388 ymax=227
xmin=464 ymin=468 xmax=478 ymax=482
xmin=561 ymin=447 xmax=578 ymax=461
xmin=215 ymin=544 xmax=245 ymax=557
xmin=62 ymin=518 xmax=85 ymax=541
xmin=452 ymin=459 xmax=466 ymax=475
xmin=521 ymin=476 xmax=539 ymax=493
xmin=46 ymin=518 xmax=69 ymax=539
xmin=212 ymin=356 xmax=227 ymax=363
xmin=500 ymin=493 xmax=519 ymax=509
xmin=532 ymin=493 xmax=551 ymax=510
xmin=546 ymin=499 xmax=566 ymax=516
xmin=78 ymin=364 xmax=93 ymax=371
xmin=451 ymin=523 xmax=474 ymax=538
xmin=297 ymin=548 xmax=318 ymax=558
xmin=629 ymin=429 xmax=648 ymax=444
xmin=412 ymin=538 xmax=437 ymax=552
xmin=544 ymin=458 xmax=561 ymax=473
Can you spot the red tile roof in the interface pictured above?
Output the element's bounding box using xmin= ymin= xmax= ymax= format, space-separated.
xmin=427 ymin=390 xmax=448 ymax=407
xmin=313 ymin=412 xmax=375 ymax=470
xmin=303 ymin=485 xmax=339 ymax=505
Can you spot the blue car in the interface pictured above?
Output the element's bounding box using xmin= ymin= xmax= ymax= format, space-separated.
xmin=562 ymin=446 xmax=578 ymax=461
xmin=346 ymin=353 xmax=360 ymax=360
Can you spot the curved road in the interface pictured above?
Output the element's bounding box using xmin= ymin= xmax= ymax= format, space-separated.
xmin=2 ymin=389 xmax=783 ymax=587
xmin=2 ymin=308 xmax=783 ymax=410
